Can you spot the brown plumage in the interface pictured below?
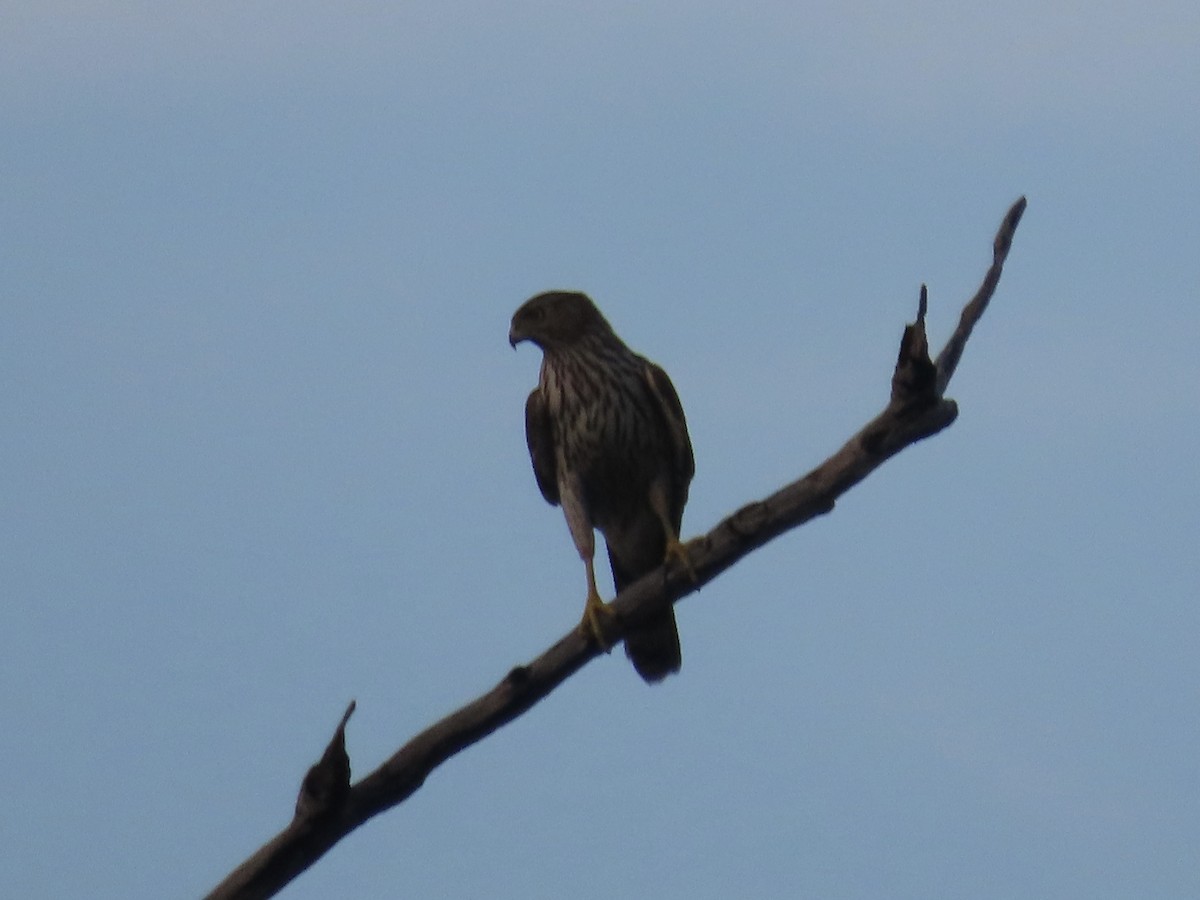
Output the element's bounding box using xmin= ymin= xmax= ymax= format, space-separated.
xmin=509 ymin=290 xmax=694 ymax=683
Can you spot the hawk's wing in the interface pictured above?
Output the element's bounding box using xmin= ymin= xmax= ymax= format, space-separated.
xmin=524 ymin=387 xmax=559 ymax=506
xmin=643 ymin=361 xmax=695 ymax=526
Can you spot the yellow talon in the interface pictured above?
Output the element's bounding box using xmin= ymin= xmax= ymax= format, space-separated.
xmin=580 ymin=588 xmax=615 ymax=652
xmin=664 ymin=536 xmax=698 ymax=583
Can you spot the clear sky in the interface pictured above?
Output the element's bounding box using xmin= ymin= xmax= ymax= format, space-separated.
xmin=3 ymin=3 xmax=1197 ymax=898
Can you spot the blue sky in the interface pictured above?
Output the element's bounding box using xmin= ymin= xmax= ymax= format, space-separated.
xmin=3 ymin=3 xmax=1198 ymax=898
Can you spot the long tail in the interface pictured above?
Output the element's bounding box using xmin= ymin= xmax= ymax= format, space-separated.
xmin=608 ymin=547 xmax=682 ymax=683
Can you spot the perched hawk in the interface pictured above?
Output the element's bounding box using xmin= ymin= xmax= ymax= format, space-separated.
xmin=509 ymin=291 xmax=694 ymax=683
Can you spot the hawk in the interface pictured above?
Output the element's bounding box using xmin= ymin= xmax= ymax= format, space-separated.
xmin=509 ymin=291 xmax=694 ymax=683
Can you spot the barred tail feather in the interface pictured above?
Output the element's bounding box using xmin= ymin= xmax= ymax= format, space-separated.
xmin=608 ymin=546 xmax=682 ymax=683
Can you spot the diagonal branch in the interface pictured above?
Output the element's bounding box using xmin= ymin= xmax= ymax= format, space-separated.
xmin=204 ymin=197 xmax=1027 ymax=900
xmin=935 ymin=196 xmax=1027 ymax=393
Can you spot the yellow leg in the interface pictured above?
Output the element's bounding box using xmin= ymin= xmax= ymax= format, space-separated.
xmin=579 ymin=556 xmax=614 ymax=651
xmin=649 ymin=480 xmax=697 ymax=582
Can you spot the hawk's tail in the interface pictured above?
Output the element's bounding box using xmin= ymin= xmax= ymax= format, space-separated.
xmin=624 ymin=609 xmax=682 ymax=683
xmin=609 ymin=548 xmax=682 ymax=683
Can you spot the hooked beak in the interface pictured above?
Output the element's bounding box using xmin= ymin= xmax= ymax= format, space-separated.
xmin=508 ymin=323 xmax=525 ymax=349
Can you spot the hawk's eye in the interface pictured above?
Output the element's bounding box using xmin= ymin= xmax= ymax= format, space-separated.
xmin=527 ymin=307 xmax=545 ymax=322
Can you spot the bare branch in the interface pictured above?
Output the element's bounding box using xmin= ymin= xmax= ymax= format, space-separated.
xmin=204 ymin=198 xmax=1026 ymax=900
xmin=935 ymin=196 xmax=1027 ymax=393
xmin=293 ymin=701 xmax=355 ymax=820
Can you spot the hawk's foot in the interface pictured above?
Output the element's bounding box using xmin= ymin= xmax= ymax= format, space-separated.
xmin=580 ymin=588 xmax=615 ymax=652
xmin=664 ymin=536 xmax=698 ymax=583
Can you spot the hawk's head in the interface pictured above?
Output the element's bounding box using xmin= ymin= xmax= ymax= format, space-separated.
xmin=509 ymin=291 xmax=612 ymax=351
